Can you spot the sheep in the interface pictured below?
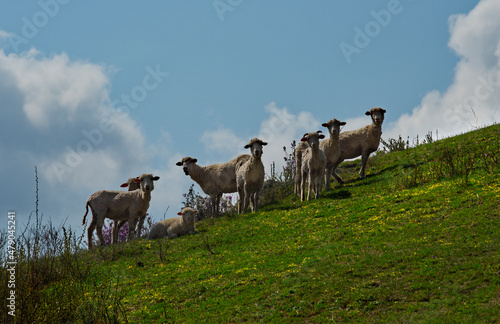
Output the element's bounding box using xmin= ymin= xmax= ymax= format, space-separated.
xmin=147 ymin=207 xmax=198 ymax=239
xmin=236 ymin=138 xmax=268 ymax=213
xmin=176 ymin=154 xmax=250 ymax=216
xmin=82 ymin=173 xmax=160 ymax=249
xmin=294 ymin=139 xmax=308 ymax=196
xmin=319 ymin=119 xmax=347 ymax=191
xmin=297 ymin=131 xmax=326 ymax=201
xmin=110 ymin=177 xmax=147 ymax=244
xmin=332 ymin=107 xmax=386 ymax=183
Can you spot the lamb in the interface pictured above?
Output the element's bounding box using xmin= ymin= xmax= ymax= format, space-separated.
xmin=147 ymin=207 xmax=197 ymax=239
xmin=110 ymin=177 xmax=147 ymax=244
xmin=82 ymin=173 xmax=160 ymax=249
xmin=332 ymin=107 xmax=386 ymax=183
xmin=236 ymin=138 xmax=267 ymax=213
xmin=176 ymin=154 xmax=250 ymax=216
xmin=296 ymin=131 xmax=326 ymax=201
xmin=319 ymin=119 xmax=347 ymax=191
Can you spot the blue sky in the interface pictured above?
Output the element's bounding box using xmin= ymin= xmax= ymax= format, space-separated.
xmin=1 ymin=0 xmax=499 ymax=234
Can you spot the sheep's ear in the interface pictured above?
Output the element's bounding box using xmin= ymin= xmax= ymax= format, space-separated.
xmin=120 ymin=183 xmax=129 ymax=188
xmin=321 ymin=123 xmax=328 ymax=127
xmin=319 ymin=134 xmax=326 ymax=139
xmin=244 ymin=144 xmax=250 ymax=149
xmin=177 ymin=212 xmax=183 ymax=216
xmin=133 ymin=178 xmax=141 ymax=183
xmin=382 ymin=109 xmax=387 ymax=113
xmin=262 ymin=142 xmax=268 ymax=146
xmin=300 ymin=137 xmax=308 ymax=142
xmin=152 ymin=176 xmax=160 ymax=181
xmin=176 ymin=161 xmax=182 ymax=166
xmin=193 ymin=210 xmax=199 ymax=214
xmin=365 ymin=111 xmax=372 ymax=116
xmin=192 ymin=158 xmax=198 ymax=163
xmin=340 ymin=122 xmax=347 ymax=126
xmin=317 ymin=130 xmax=322 ymax=133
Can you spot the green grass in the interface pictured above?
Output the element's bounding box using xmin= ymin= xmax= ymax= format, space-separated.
xmin=3 ymin=124 xmax=500 ymax=323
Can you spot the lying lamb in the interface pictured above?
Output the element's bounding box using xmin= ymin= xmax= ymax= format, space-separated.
xmin=236 ymin=138 xmax=267 ymax=213
xmin=83 ymin=173 xmax=160 ymax=248
xmin=147 ymin=207 xmax=198 ymax=239
xmin=176 ymin=154 xmax=250 ymax=216
xmin=332 ymin=107 xmax=386 ymax=183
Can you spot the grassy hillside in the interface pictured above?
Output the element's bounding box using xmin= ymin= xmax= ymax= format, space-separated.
xmin=2 ymin=125 xmax=499 ymax=323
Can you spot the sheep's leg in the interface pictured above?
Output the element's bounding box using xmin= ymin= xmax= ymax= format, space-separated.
xmin=136 ymin=215 xmax=145 ymax=237
xmin=294 ymin=170 xmax=301 ymax=196
xmin=307 ymin=173 xmax=313 ymax=201
xmin=95 ymin=218 xmax=105 ymax=246
xmin=294 ymin=158 xmax=299 ymax=196
xmin=249 ymin=192 xmax=255 ymax=213
xmin=300 ymin=170 xmax=307 ymax=201
xmin=315 ymin=175 xmax=322 ymax=199
xmin=324 ymin=166 xmax=333 ymax=191
xmin=87 ymin=218 xmax=97 ymax=249
xmin=360 ymin=152 xmax=369 ymax=179
xmin=242 ymin=188 xmax=249 ymax=214
xmin=216 ymin=193 xmax=222 ymax=216
xmin=253 ymin=192 xmax=259 ymax=213
xmin=332 ymin=160 xmax=344 ymax=184
xmin=111 ymin=221 xmax=119 ymax=244
xmin=237 ymin=187 xmax=244 ymax=214
xmin=211 ymin=196 xmax=218 ymax=217
xmin=313 ymin=175 xmax=318 ymax=199
xmin=127 ymin=216 xmax=136 ymax=241
xmin=318 ymin=170 xmax=325 ymax=198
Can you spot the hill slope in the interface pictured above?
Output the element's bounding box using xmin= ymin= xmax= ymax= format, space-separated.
xmin=5 ymin=124 xmax=500 ymax=323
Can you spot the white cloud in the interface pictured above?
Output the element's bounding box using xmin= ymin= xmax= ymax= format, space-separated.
xmin=384 ymin=0 xmax=500 ymax=141
xmin=0 ymin=30 xmax=13 ymax=40
xmin=0 ymin=48 xmax=165 ymax=229
xmin=200 ymin=101 xmax=319 ymax=177
xmin=201 ymin=126 xmax=246 ymax=159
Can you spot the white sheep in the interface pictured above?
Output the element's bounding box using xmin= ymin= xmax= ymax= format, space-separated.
xmin=147 ymin=207 xmax=198 ymax=239
xmin=110 ymin=177 xmax=146 ymax=244
xmin=319 ymin=119 xmax=346 ymax=191
xmin=82 ymin=173 xmax=160 ymax=249
xmin=236 ymin=138 xmax=267 ymax=213
xmin=176 ymin=154 xmax=250 ymax=216
xmin=297 ymin=131 xmax=326 ymax=201
xmin=332 ymin=107 xmax=386 ymax=183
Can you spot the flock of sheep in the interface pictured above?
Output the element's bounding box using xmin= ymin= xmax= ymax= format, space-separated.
xmin=82 ymin=107 xmax=386 ymax=249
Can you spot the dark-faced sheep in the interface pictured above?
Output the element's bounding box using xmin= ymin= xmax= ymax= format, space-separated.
xmin=176 ymin=154 xmax=250 ymax=216
xmin=236 ymin=138 xmax=267 ymax=213
xmin=319 ymin=119 xmax=346 ymax=190
xmin=110 ymin=177 xmax=147 ymax=244
xmin=296 ymin=131 xmax=326 ymax=201
xmin=332 ymin=107 xmax=386 ymax=183
xmin=82 ymin=173 xmax=160 ymax=249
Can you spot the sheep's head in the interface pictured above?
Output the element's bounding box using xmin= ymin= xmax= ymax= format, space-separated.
xmin=136 ymin=173 xmax=160 ymax=192
xmin=301 ymin=131 xmax=325 ymax=149
xmin=321 ymin=119 xmax=346 ymax=137
xmin=365 ymin=107 xmax=386 ymax=126
xmin=120 ymin=177 xmax=141 ymax=191
xmin=244 ymin=138 xmax=268 ymax=158
xmin=176 ymin=157 xmax=198 ymax=176
xmin=177 ymin=207 xmax=198 ymax=223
